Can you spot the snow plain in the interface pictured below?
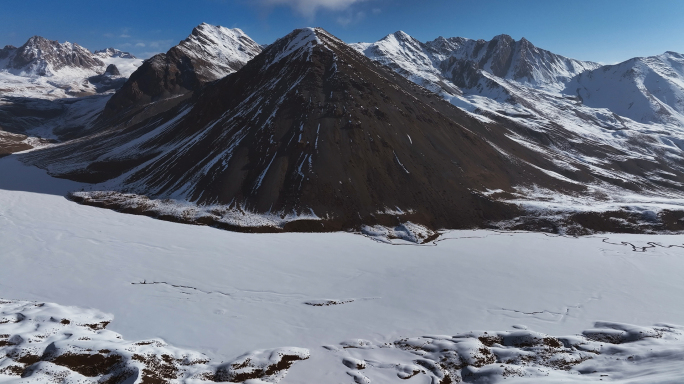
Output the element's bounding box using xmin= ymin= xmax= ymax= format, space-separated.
xmin=2 ymin=155 xmax=684 ymax=382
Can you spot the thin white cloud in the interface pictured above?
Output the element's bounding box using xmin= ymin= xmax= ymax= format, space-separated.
xmin=120 ymin=34 xmax=131 ymax=38
xmin=337 ymin=10 xmax=366 ymax=26
xmin=260 ymin=0 xmax=368 ymax=17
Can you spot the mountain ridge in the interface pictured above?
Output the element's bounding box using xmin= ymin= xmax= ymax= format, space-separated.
xmin=101 ymin=23 xmax=262 ymax=121
xmin=6 ymin=25 xmax=684 ymax=236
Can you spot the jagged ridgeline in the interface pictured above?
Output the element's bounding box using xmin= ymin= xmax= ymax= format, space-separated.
xmin=24 ymin=28 xmax=575 ymax=232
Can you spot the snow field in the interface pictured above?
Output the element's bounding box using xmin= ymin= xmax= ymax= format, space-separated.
xmin=1 ymin=156 xmax=684 ymax=382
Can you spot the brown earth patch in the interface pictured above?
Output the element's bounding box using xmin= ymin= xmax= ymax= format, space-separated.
xmin=52 ymin=352 xmax=122 ymax=377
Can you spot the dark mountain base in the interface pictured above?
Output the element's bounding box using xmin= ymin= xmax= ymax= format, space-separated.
xmin=67 ymin=190 xmax=521 ymax=239
xmin=496 ymin=209 xmax=684 ymax=236
xmin=68 ymin=190 xmax=684 ymax=241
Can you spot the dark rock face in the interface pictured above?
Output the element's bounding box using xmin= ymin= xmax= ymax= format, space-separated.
xmin=100 ymin=51 xmax=198 ymax=119
xmin=0 ymin=45 xmax=16 ymax=60
xmin=88 ymin=64 xmax=126 ymax=92
xmin=104 ymin=64 xmax=120 ymax=76
xmin=5 ymin=36 xmax=103 ymax=75
xmin=101 ymin=23 xmax=262 ymax=120
xmin=25 ymin=28 xmax=580 ymax=231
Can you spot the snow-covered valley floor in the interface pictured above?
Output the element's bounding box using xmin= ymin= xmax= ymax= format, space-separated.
xmin=1 ymin=155 xmax=684 ymax=383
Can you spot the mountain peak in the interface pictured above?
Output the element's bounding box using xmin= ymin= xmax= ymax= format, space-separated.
xmin=393 ymin=30 xmax=412 ymax=39
xmin=5 ymin=35 xmax=103 ymax=76
xmin=261 ymin=27 xmax=324 ymax=69
xmin=94 ymin=48 xmax=136 ymax=59
xmin=491 ymin=33 xmax=514 ymax=42
xmin=24 ymin=35 xmax=51 ymax=45
xmin=102 ymin=23 xmax=262 ymax=119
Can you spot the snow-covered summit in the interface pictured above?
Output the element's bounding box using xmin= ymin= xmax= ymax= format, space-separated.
xmin=567 ymin=51 xmax=684 ymax=126
xmin=101 ymin=23 xmax=262 ymax=118
xmin=174 ymin=22 xmax=263 ymax=81
xmin=351 ymin=31 xmax=461 ymax=96
xmin=263 ymin=27 xmax=324 ymax=68
xmin=94 ymin=47 xmax=136 ymax=59
xmin=0 ymin=36 xmax=142 ymax=99
xmin=353 ymin=31 xmax=600 ymax=96
xmin=0 ymin=36 xmax=103 ymax=77
xmin=425 ymin=33 xmax=601 ymax=90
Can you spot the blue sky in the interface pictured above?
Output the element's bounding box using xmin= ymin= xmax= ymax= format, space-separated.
xmin=1 ymin=0 xmax=682 ymax=64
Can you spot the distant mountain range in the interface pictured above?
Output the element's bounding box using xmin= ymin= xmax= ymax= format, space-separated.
xmin=4 ymin=24 xmax=684 ymax=239
xmin=0 ymin=36 xmax=141 ymax=99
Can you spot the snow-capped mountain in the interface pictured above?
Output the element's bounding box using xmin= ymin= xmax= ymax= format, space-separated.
xmin=94 ymin=48 xmax=135 ymax=59
xmin=0 ymin=36 xmax=103 ymax=77
xmin=352 ymin=32 xmax=600 ymax=97
xmin=0 ymin=36 xmax=141 ymax=99
xmin=351 ymin=31 xmax=461 ymax=97
xmin=102 ymin=23 xmax=262 ymax=120
xmin=427 ymin=34 xmax=601 ymax=90
xmin=92 ymin=47 xmax=140 ymax=78
xmin=174 ymin=23 xmax=263 ymax=82
xmin=566 ymin=51 xmax=684 ymax=126
xmin=354 ymin=31 xmax=684 ymax=213
xmin=26 ymin=27 xmax=579 ymax=232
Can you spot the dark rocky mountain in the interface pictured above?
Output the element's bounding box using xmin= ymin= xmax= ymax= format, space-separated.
xmin=102 ymin=23 xmax=262 ymax=120
xmin=0 ymin=36 xmax=104 ymax=76
xmin=0 ymin=45 xmax=16 ymax=60
xmin=104 ymin=64 xmax=120 ymax=76
xmin=24 ymin=28 xmax=586 ymax=232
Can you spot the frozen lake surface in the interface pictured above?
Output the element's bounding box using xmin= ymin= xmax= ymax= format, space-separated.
xmin=1 ymin=155 xmax=683 ymax=383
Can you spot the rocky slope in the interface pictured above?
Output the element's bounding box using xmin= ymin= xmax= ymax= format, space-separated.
xmin=354 ymin=32 xmax=684 ymax=223
xmin=24 ymin=28 xmax=591 ymax=232
xmin=102 ymin=23 xmax=262 ymax=120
